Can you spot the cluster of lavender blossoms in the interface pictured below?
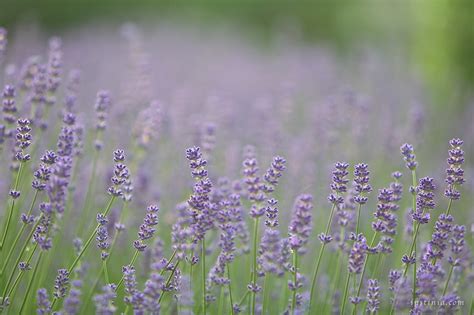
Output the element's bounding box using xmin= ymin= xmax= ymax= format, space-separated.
xmin=0 ymin=25 xmax=471 ymax=315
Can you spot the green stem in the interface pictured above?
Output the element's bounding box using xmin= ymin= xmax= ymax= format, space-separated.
xmin=217 ymin=286 xmax=224 ymax=315
xmin=18 ymin=251 xmax=43 ymax=314
xmin=75 ymin=146 xmax=100 ymax=237
xmin=1 ymin=214 xmax=42 ymax=302
xmin=0 ymin=190 xmax=38 ymax=276
xmin=227 ymin=264 xmax=235 ymax=315
xmin=158 ymin=259 xmax=181 ymax=303
xmin=309 ymin=203 xmax=337 ymax=313
xmin=159 ymin=248 xmax=177 ymax=276
xmin=352 ymin=232 xmax=378 ymax=315
xmin=250 ymin=217 xmax=260 ymax=315
xmin=0 ymin=162 xmax=24 ymax=250
xmin=355 ymin=203 xmax=362 ymax=236
xmin=441 ymin=265 xmax=454 ymax=297
xmin=50 ymin=196 xmax=115 ymax=311
xmin=261 ymin=273 xmax=268 ymax=315
xmin=291 ymin=250 xmax=298 ymax=315
xmin=103 ymin=260 xmax=110 ymax=284
xmin=201 ymin=238 xmax=207 ymax=315
xmin=410 ymin=170 xmax=417 ymax=307
xmin=5 ymin=243 xmax=38 ymax=301
xmin=341 ymin=273 xmax=351 ymax=315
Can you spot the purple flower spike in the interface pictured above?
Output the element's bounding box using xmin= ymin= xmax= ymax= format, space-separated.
xmin=348 ymin=235 xmax=367 ymax=274
xmin=412 ymin=177 xmax=436 ymax=225
xmin=288 ymin=194 xmax=313 ymax=254
xmin=94 ymin=284 xmax=117 ymax=315
xmin=366 ymin=279 xmax=380 ymax=314
xmin=353 ymin=163 xmax=372 ymax=204
xmin=133 ymin=205 xmax=159 ymax=251
xmin=2 ymin=85 xmax=17 ymax=127
xmin=328 ymin=162 xmax=349 ymax=205
xmin=445 ymin=138 xmax=465 ymax=200
xmin=53 ymin=269 xmax=70 ymax=299
xmin=400 ymin=143 xmax=417 ymax=170
xmin=37 ymin=288 xmax=51 ymax=315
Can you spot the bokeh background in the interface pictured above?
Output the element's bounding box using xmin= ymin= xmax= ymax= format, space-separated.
xmin=0 ymin=2 xmax=473 ymax=312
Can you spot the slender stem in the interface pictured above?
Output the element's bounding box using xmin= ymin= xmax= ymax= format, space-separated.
xmin=158 ymin=260 xmax=181 ymax=303
xmin=355 ymin=203 xmax=362 ymax=236
xmin=201 ymin=238 xmax=207 ymax=315
xmin=103 ymin=260 xmax=110 ymax=284
xmin=441 ymin=265 xmax=454 ymax=297
xmin=353 ymin=232 xmax=378 ymax=315
xmin=50 ymin=196 xmax=116 ymax=311
xmin=5 ymin=243 xmax=38 ymax=300
xmin=18 ymin=251 xmax=43 ymax=314
xmin=81 ymin=265 xmax=104 ymax=314
xmin=217 ymin=287 xmax=224 ymax=315
xmin=75 ymin=146 xmax=100 ymax=237
xmin=0 ymin=162 xmax=23 ymax=250
xmin=309 ymin=203 xmax=337 ymax=312
xmin=410 ymin=170 xmax=417 ymax=307
xmin=159 ymin=248 xmax=178 ymax=276
xmin=250 ymin=217 xmax=260 ymax=315
xmin=341 ymin=273 xmax=351 ymax=315
xmin=0 ymin=190 xmax=39 ymax=276
xmin=323 ymin=249 xmax=342 ymax=314
xmin=291 ymin=250 xmax=298 ymax=314
xmin=262 ymin=273 xmax=268 ymax=315
xmin=227 ymin=264 xmax=235 ymax=315
xmin=238 ymin=290 xmax=249 ymax=306
xmin=1 ymin=214 xmax=42 ymax=302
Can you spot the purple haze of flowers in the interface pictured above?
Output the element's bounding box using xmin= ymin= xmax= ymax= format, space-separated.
xmin=46 ymin=37 xmax=63 ymax=103
xmin=36 ymin=288 xmax=51 ymax=315
xmin=400 ymin=143 xmax=417 ymax=170
xmin=288 ymin=194 xmax=313 ymax=255
xmin=0 ymin=27 xmax=6 ymax=63
xmin=448 ymin=225 xmax=466 ymax=267
xmin=94 ymin=90 xmax=111 ymax=150
xmin=209 ymin=223 xmax=236 ymax=286
xmin=133 ymin=205 xmax=159 ymax=252
xmin=445 ymin=138 xmax=465 ymax=200
xmin=94 ymin=284 xmax=117 ymax=315
xmin=412 ymin=177 xmax=436 ymax=225
xmin=2 ymin=85 xmax=17 ymax=128
xmin=62 ymin=279 xmax=82 ymax=315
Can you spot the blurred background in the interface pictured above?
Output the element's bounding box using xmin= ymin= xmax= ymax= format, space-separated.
xmin=1 ymin=0 xmax=473 ymax=109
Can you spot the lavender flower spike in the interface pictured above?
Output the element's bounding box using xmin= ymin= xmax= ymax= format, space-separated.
xmin=366 ymin=279 xmax=380 ymax=314
xmin=400 ymin=143 xmax=417 ymax=170
xmin=445 ymin=138 xmax=465 ymax=201
xmin=288 ymin=194 xmax=313 ymax=255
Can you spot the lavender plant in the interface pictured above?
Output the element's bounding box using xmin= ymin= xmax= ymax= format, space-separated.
xmin=0 ymin=24 xmax=471 ymax=315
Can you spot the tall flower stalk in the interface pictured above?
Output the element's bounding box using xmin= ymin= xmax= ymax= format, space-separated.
xmin=309 ymin=162 xmax=349 ymax=312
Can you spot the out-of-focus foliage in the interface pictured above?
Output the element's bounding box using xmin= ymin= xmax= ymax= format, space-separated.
xmin=1 ymin=0 xmax=473 ymax=104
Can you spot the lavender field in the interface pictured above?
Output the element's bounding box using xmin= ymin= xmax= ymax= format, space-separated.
xmin=0 ymin=22 xmax=472 ymax=315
